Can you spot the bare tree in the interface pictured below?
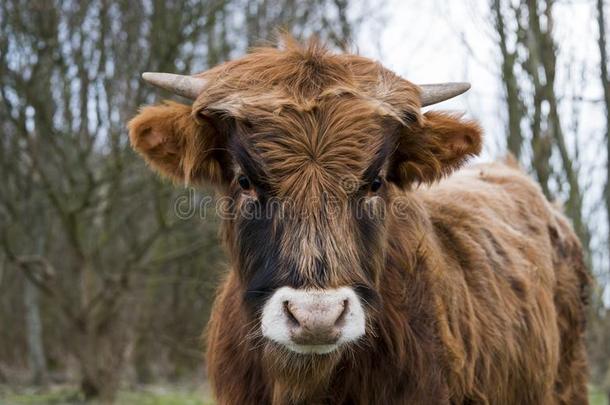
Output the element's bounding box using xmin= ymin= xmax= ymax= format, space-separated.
xmin=595 ymin=0 xmax=610 ymax=401
xmin=491 ymin=0 xmax=525 ymax=159
xmin=598 ymin=0 xmax=610 ymax=269
xmin=490 ymin=0 xmax=591 ymax=255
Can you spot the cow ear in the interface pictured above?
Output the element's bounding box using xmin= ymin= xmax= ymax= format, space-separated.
xmin=128 ymin=101 xmax=228 ymax=185
xmin=389 ymin=111 xmax=482 ymax=186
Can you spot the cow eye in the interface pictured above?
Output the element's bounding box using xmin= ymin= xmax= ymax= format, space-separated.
xmin=370 ymin=176 xmax=383 ymax=193
xmin=238 ymin=175 xmax=251 ymax=190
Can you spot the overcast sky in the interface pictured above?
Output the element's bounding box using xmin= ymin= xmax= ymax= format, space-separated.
xmin=356 ymin=0 xmax=603 ymax=155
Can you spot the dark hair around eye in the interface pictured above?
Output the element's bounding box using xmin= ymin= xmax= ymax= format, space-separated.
xmin=370 ymin=176 xmax=383 ymax=193
xmin=238 ymin=175 xmax=251 ymax=190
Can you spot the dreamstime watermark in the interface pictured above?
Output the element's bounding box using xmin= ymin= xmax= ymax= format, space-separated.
xmin=173 ymin=188 xmax=417 ymax=222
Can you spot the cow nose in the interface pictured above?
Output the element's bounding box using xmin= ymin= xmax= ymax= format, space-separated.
xmin=261 ymin=287 xmax=366 ymax=354
xmin=283 ymin=298 xmax=348 ymax=345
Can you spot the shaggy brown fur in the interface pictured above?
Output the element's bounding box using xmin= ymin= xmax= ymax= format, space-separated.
xmin=128 ymin=37 xmax=590 ymax=404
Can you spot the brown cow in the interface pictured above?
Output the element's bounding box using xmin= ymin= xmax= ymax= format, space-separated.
xmin=128 ymin=37 xmax=590 ymax=404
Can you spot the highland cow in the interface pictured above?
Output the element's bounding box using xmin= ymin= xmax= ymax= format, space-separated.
xmin=128 ymin=38 xmax=589 ymax=404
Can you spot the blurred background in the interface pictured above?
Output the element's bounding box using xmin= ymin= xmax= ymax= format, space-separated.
xmin=0 ymin=0 xmax=609 ymax=403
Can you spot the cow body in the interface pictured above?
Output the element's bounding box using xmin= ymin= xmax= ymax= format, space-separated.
xmin=128 ymin=38 xmax=589 ymax=405
xmin=207 ymin=161 xmax=589 ymax=404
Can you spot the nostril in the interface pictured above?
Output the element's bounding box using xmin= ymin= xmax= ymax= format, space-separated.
xmin=283 ymin=301 xmax=300 ymax=327
xmin=334 ymin=299 xmax=349 ymax=327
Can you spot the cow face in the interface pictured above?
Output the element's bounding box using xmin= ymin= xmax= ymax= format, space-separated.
xmin=222 ymin=97 xmax=395 ymax=357
xmin=128 ymin=39 xmax=481 ymax=362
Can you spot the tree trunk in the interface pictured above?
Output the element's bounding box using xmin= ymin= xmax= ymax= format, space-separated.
xmin=77 ymin=329 xmax=125 ymax=404
xmin=492 ymin=0 xmax=524 ymax=159
xmin=595 ymin=0 xmax=610 ymax=397
xmin=597 ymin=0 xmax=610 ymax=274
xmin=23 ymin=235 xmax=48 ymax=385
xmin=75 ymin=289 xmax=136 ymax=404
xmin=523 ymin=0 xmax=591 ymax=256
xmin=24 ymin=277 xmax=48 ymax=385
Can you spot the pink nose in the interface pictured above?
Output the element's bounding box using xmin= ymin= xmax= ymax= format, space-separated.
xmin=283 ymin=296 xmax=348 ymax=345
xmin=261 ymin=287 xmax=366 ymax=353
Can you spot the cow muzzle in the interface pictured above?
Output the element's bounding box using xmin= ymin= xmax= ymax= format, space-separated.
xmin=261 ymin=287 xmax=366 ymax=354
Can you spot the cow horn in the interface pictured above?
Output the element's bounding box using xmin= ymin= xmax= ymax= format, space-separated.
xmin=419 ymin=82 xmax=471 ymax=107
xmin=141 ymin=72 xmax=207 ymax=100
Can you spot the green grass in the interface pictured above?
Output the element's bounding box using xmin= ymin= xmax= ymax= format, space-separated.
xmin=590 ymin=386 xmax=609 ymax=405
xmin=0 ymin=385 xmax=213 ymax=405
xmin=0 ymin=387 xmax=80 ymax=405
xmin=117 ymin=390 xmax=211 ymax=405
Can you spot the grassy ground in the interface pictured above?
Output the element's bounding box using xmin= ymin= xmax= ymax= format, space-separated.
xmin=1 ymin=385 xmax=607 ymax=404
xmin=0 ymin=385 xmax=213 ymax=405
xmin=591 ymin=387 xmax=610 ymax=405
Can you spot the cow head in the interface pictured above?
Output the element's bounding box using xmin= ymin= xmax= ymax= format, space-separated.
xmin=128 ymin=38 xmax=481 ymax=379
